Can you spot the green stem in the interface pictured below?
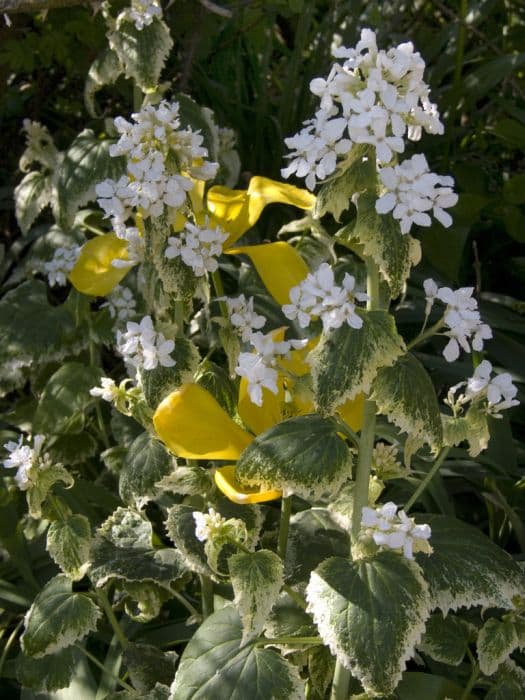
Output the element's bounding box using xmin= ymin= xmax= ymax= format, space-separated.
xmin=333 ymin=415 xmax=360 ymax=448
xmin=331 ymin=663 xmax=352 ymax=700
xmin=283 ymin=584 xmax=307 ymax=610
xmin=172 ymin=590 xmax=201 ymax=619
xmin=211 ymin=269 xmax=229 ymax=320
xmin=199 ymin=574 xmax=214 ymax=619
xmin=0 ymin=618 xmax=24 ymax=678
xmin=255 ymin=636 xmax=321 ymax=647
xmin=406 ymin=318 xmax=445 ymax=351
xmin=133 ymin=84 xmax=144 ymax=113
xmin=74 ymin=644 xmax=134 ymax=692
xmin=278 ymin=496 xmax=292 ymax=561
xmin=460 ymin=650 xmax=480 ymax=700
xmin=96 ymin=589 xmax=129 ymax=650
xmin=404 ymin=447 xmax=451 ymax=513
xmin=81 ymin=222 xmax=108 ymax=237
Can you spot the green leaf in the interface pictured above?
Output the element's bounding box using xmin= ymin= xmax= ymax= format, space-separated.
xmin=442 ymin=403 xmax=490 ymax=458
xmin=371 ymin=353 xmax=442 ymax=458
xmin=478 ymin=618 xmax=519 ymax=676
xmin=195 ymin=360 xmax=238 ymax=417
xmin=339 ymin=193 xmax=421 ymax=297
xmin=418 ymin=613 xmax=470 ymax=666
xmin=140 ymin=337 xmax=200 ymax=409
xmin=27 ymin=464 xmax=74 ymax=519
xmin=169 ymin=605 xmax=304 ymax=700
xmin=46 ymin=513 xmax=92 ymax=581
xmin=265 ymin=593 xmax=317 ymax=640
xmin=119 ymin=432 xmax=173 ymax=507
xmin=98 ymin=507 xmax=153 ymax=548
xmin=0 ymin=280 xmax=78 ymax=396
xmin=156 ymin=465 xmax=213 ymax=497
xmin=55 ymin=129 xmax=126 ymax=227
xmin=84 ymin=47 xmax=123 ymax=117
xmin=90 ymin=537 xmax=186 ymax=591
xmin=395 ymin=672 xmax=465 ymax=700
xmin=165 ymin=504 xmax=215 ymax=578
xmin=16 ymin=646 xmax=82 ymax=692
xmin=488 ymin=118 xmax=525 ymax=150
xmin=464 ymin=53 xmax=525 ymax=101
xmin=306 ymin=552 xmax=431 ymax=696
xmin=236 ymin=414 xmax=351 ymax=500
xmin=175 ymin=93 xmax=220 ymax=161
xmin=314 ymin=146 xmax=376 ymax=221
xmin=21 ymin=574 xmax=101 ymax=658
xmin=503 ymin=174 xmax=525 ymax=205
xmin=415 ymin=515 xmax=525 ymax=613
xmin=108 ymin=17 xmax=173 ymax=92
xmin=489 ymin=659 xmax=525 ymax=696
xmin=124 ymin=643 xmax=178 ymax=693
xmin=311 ymin=310 xmax=406 ymax=414
xmin=422 ymin=223 xmax=470 ymax=284
xmin=33 ymin=362 xmax=103 ymax=435
xmin=229 ymin=549 xmax=284 ymax=643
xmin=14 ymin=170 xmax=53 ymax=234
xmin=286 ymin=508 xmax=349 ymax=585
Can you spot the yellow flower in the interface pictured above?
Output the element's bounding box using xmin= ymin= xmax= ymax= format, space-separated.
xmin=69 ymin=233 xmax=130 ymax=297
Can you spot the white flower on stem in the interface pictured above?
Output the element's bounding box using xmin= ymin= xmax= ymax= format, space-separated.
xmin=111 ymin=226 xmax=145 ymax=269
xmin=3 ymin=434 xmax=46 ymax=491
xmin=90 ymin=377 xmax=119 ymax=403
xmin=283 ymin=262 xmax=367 ymax=332
xmin=100 ymin=285 xmax=137 ymax=322
xmin=116 ymin=315 xmax=175 ymax=371
xmin=225 ymin=294 xmax=266 ymax=342
xmin=122 ymin=0 xmax=162 ymax=31
xmin=43 ymin=246 xmax=80 ymax=287
xmin=165 ymin=220 xmax=228 ymax=277
xmin=423 ymin=278 xmax=439 ymax=316
xmin=361 ymin=501 xmax=432 ymax=560
xmin=463 ymin=360 xmax=519 ymax=414
xmin=193 ymin=508 xmax=227 ymax=542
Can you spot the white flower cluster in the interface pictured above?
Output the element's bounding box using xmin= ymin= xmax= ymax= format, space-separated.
xmin=165 ymin=220 xmax=228 ymax=276
xmin=100 ymin=285 xmax=137 ymax=323
xmin=116 ymin=315 xmax=175 ymax=372
xmin=89 ymin=377 xmax=119 ymax=403
xmin=282 ymin=262 xmax=367 ymax=332
xmin=192 ymin=508 xmax=227 ymax=543
xmin=96 ymin=100 xmax=218 ymax=251
xmin=375 ymin=154 xmax=458 ymax=234
xmin=361 ymin=501 xmax=432 ymax=560
xmin=235 ymin=331 xmax=307 ymax=407
xmin=3 ymin=434 xmax=46 ymax=490
xmin=449 ymin=360 xmax=519 ymax=416
xmin=282 ymin=28 xmax=444 ymax=190
xmin=424 ymin=279 xmax=492 ymax=362
xmin=121 ymin=0 xmax=162 ymax=30
xmin=43 ymin=246 xmax=80 ymax=287
xmin=225 ymin=294 xmax=266 ymax=341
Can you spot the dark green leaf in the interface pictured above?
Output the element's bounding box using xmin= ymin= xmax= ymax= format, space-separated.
xmin=119 ymin=432 xmax=173 ymax=507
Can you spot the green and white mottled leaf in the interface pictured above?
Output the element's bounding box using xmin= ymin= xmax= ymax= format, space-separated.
xmin=21 ymin=574 xmax=101 ymax=658
xmin=46 ymin=513 xmax=92 ymax=581
xmin=54 ymin=129 xmax=126 ymax=227
xmin=327 ymin=479 xmax=384 ymax=532
xmin=169 ymin=605 xmax=304 ymax=700
xmin=84 ymin=47 xmax=123 ymax=117
xmin=306 ymin=552 xmax=430 ymax=696
xmin=140 ymin=337 xmax=200 ymax=409
xmin=14 ymin=170 xmax=53 ymax=234
xmin=119 ymin=432 xmax=173 ymax=507
xmin=314 ymin=146 xmax=376 ymax=221
xmin=210 ymin=495 xmax=264 ymax=552
xmin=286 ymin=508 xmax=349 ymax=585
xmin=0 ymin=280 xmax=80 ymax=396
xmin=236 ymin=414 xmax=350 ymax=500
xmin=338 ymin=193 xmax=421 ymax=297
xmin=156 ymin=465 xmax=213 ymax=497
xmin=195 ymin=360 xmax=237 ymax=417
xmin=175 ymin=94 xmax=220 ymax=161
xmin=124 ymin=643 xmax=178 ymax=692
xmin=229 ymin=549 xmax=284 ymax=643
xmin=16 ymin=646 xmax=82 ymax=692
xmin=33 ymin=362 xmax=103 ymax=435
xmin=442 ymin=404 xmax=490 ymax=457
xmin=98 ymin=507 xmax=153 ymax=549
xmin=311 ymin=310 xmax=406 ymax=414
xmin=264 ymin=593 xmax=317 ymax=641
xmin=27 ymin=464 xmax=74 ymax=520
xmin=488 ymin=658 xmax=525 ymax=697
xmin=165 ymin=504 xmax=215 ymax=578
xmin=478 ymin=617 xmax=519 ymax=676
xmin=109 ymin=17 xmax=173 ymax=92
xmin=371 ymin=353 xmax=442 ymax=457
xmin=307 ymin=646 xmax=335 ymax=698
xmin=415 ymin=515 xmax=525 ymax=612
xmin=418 ymin=612 xmax=470 ymax=666
xmin=89 ymin=537 xmax=186 ymax=591
xmin=122 ymin=580 xmax=174 ymax=623
xmin=47 ymin=431 xmax=99 ymax=466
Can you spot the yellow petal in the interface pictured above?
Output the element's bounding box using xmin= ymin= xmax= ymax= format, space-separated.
xmin=246 ymin=176 xmax=316 ymax=226
xmin=238 ymin=378 xmax=284 ymax=436
xmin=153 ymin=384 xmax=253 ymax=460
xmin=206 ymin=186 xmax=251 ymax=245
xmin=337 ymin=393 xmax=366 ymax=432
xmin=227 ymin=242 xmax=309 ymax=306
xmin=69 ymin=234 xmax=131 ymax=297
xmin=188 ymin=178 xmax=206 ymax=215
xmin=214 ymin=465 xmax=282 ymax=504
xmin=279 ymin=336 xmax=319 ymax=378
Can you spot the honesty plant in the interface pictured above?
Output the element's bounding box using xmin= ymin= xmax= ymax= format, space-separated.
xmin=2 ymin=14 xmax=524 ymax=700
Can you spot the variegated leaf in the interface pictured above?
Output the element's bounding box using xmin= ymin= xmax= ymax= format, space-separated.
xmin=46 ymin=514 xmax=92 ymax=581
xmin=14 ymin=170 xmax=53 ymax=234
xmin=478 ymin=617 xmax=519 ymax=676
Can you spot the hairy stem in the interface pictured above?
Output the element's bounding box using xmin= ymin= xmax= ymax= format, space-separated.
xmin=96 ymin=589 xmax=129 ymax=650
xmin=278 ymin=496 xmax=292 ymax=562
xmin=75 ymin=643 xmax=134 ymax=692
xmin=199 ymin=574 xmax=214 ymax=619
xmin=406 ymin=318 xmax=445 ymax=351
xmin=404 ymin=447 xmax=451 ymax=513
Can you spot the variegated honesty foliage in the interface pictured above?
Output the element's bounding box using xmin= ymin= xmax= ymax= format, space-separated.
xmin=1 ymin=11 xmax=524 ymax=700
